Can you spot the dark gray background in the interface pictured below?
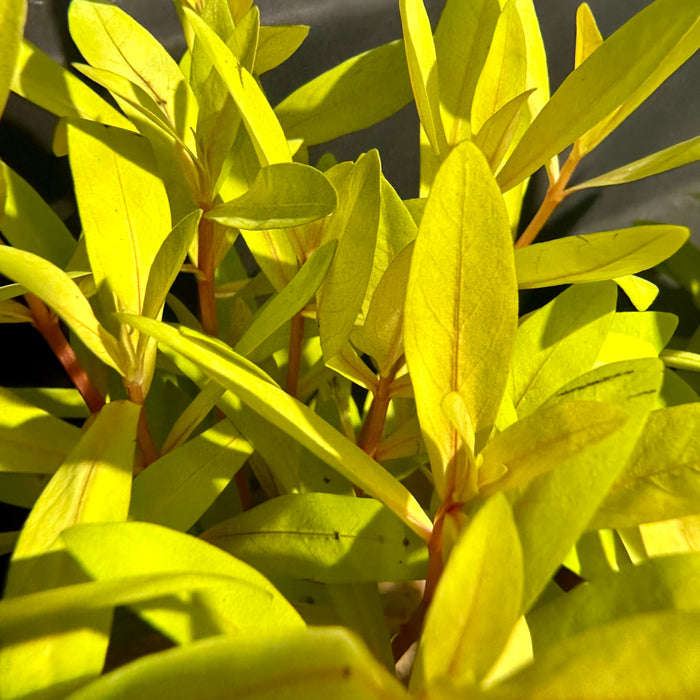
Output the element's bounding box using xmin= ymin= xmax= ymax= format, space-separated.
xmin=5 ymin=0 xmax=700 ymax=242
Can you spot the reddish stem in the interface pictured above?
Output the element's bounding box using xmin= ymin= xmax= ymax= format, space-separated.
xmin=285 ymin=313 xmax=305 ymax=397
xmin=25 ymin=294 xmax=104 ymax=413
xmin=514 ymin=148 xmax=581 ymax=249
xmin=357 ymin=374 xmax=393 ymax=458
xmin=197 ymin=216 xmax=218 ymax=337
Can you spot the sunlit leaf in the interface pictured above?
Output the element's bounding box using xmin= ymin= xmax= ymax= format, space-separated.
xmin=255 ymin=24 xmax=309 ymax=74
xmin=497 ymin=0 xmax=700 ymax=191
xmin=0 ymin=387 xmax=81 ymax=474
xmin=514 ymin=359 xmax=662 ymax=610
xmin=67 ymin=627 xmax=412 ymax=700
xmin=184 ymin=7 xmax=291 ymax=166
xmin=11 ymin=39 xmax=135 ymax=135
xmin=275 ymin=39 xmax=411 ymax=147
xmin=207 ymin=162 xmax=337 ymax=229
xmin=0 ymin=162 xmax=76 ymax=267
xmin=614 ymin=274 xmax=659 ymax=311
xmin=317 ymin=150 xmax=381 ymax=360
xmin=434 ymin=0 xmax=500 ymax=144
xmin=130 ymin=420 xmax=253 ymax=532
xmin=68 ymin=0 xmax=197 ymax=146
xmin=508 ymin=281 xmax=617 ymax=418
xmin=0 ymin=246 xmax=123 ymax=373
xmin=405 ymin=140 xmax=517 ymax=499
xmin=62 ymin=520 xmax=304 ymax=644
xmin=11 ymin=387 xmax=89 ymax=419
xmin=412 ymin=494 xmax=523 ymax=693
xmin=595 ymin=311 xmax=677 ymax=366
xmin=400 ymin=0 xmax=448 ymax=158
xmin=0 ymin=0 xmax=26 ymax=116
xmin=572 ymin=133 xmax=700 ymax=190
xmin=487 ymin=610 xmax=700 ymax=699
xmin=593 ymin=404 xmax=700 ymax=529
xmin=0 ymin=401 xmax=139 ymax=700
xmin=515 ymin=226 xmax=689 ymax=289
xmin=201 ymin=493 xmax=427 ymax=583
xmin=479 ymin=400 xmax=628 ymax=496
xmin=575 ymin=3 xmax=603 ymax=68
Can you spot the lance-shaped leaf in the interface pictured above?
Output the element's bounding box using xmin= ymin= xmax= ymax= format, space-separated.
xmin=275 ymin=39 xmax=411 ymax=147
xmin=487 ymin=610 xmax=700 ymax=699
xmin=508 ymin=281 xmax=617 ymax=418
xmin=400 ymin=0 xmax=448 ymax=158
xmin=592 ymin=404 xmax=700 ymax=529
xmin=68 ymin=0 xmax=197 ymax=145
xmin=411 ymin=494 xmax=523 ymax=694
xmin=11 ymin=39 xmax=134 ymax=133
xmin=0 ymin=246 xmax=123 ymax=372
xmin=317 ymin=150 xmax=381 ymax=360
xmin=0 ymin=401 xmax=139 ymax=700
xmin=614 ymin=274 xmax=659 ymax=311
xmin=11 ymin=387 xmax=89 ymax=419
xmin=0 ymin=162 xmax=76 ymax=267
xmin=528 ymin=552 xmax=700 ymax=655
xmin=200 ymin=493 xmax=428 ymax=583
xmin=68 ymin=121 xmax=171 ymax=325
xmin=471 ymin=0 xmax=527 ymax=136
xmin=404 ymin=140 xmax=517 ymax=499
xmin=434 ymin=0 xmax=500 ymax=144
xmin=0 ymin=387 xmax=81 ymax=474
xmin=235 ymin=240 xmax=336 ymax=358
xmin=255 ymin=24 xmax=309 ymax=75
xmin=184 ymin=8 xmax=290 ymax=166
xmin=130 ymin=421 xmax=253 ymax=532
xmin=207 ymin=162 xmax=337 ymax=230
xmin=479 ymin=400 xmax=629 ymax=496
xmin=514 ymin=359 xmax=662 ymax=611
xmin=575 ymin=2 xmax=603 ymax=68
xmin=0 ymin=0 xmax=26 ymax=117
xmin=359 ymin=242 xmax=414 ymax=377
xmin=67 ymin=627 xmax=412 ymax=700
xmin=572 ymin=133 xmax=700 ymax=190
xmin=515 ymin=225 xmax=689 ymax=289
xmin=497 ymin=0 xmax=700 ymax=192
xmin=62 ymin=521 xmax=304 ymax=644
xmin=120 ymin=315 xmax=434 ymax=541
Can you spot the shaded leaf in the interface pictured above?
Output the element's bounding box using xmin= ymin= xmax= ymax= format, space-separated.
xmin=0 ymin=162 xmax=76 ymax=267
xmin=508 ymin=281 xmax=617 ymax=418
xmin=201 ymin=493 xmax=428 ymax=583
xmin=275 ymin=40 xmax=411 ymax=147
xmin=412 ymin=494 xmax=523 ymax=693
xmin=207 ymin=162 xmax=337 ymax=230
xmin=497 ymin=0 xmax=700 ymax=191
xmin=130 ymin=420 xmax=253 ymax=532
xmin=62 ymin=520 xmax=304 ymax=644
xmin=0 ymin=387 xmax=81 ymax=474
xmin=404 ymin=140 xmax=517 ymax=499
xmin=0 ymin=246 xmax=122 ymax=372
xmin=67 ymin=627 xmax=411 ymax=700
xmin=593 ymin=404 xmax=700 ymax=529
xmin=515 ymin=226 xmax=689 ymax=289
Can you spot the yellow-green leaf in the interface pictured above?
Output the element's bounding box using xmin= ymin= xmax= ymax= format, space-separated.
xmin=400 ymin=0 xmax=448 ymax=158
xmin=404 ymin=140 xmax=517 ymax=499
xmin=575 ymin=3 xmax=603 ymax=68
xmin=0 ymin=0 xmax=26 ymax=117
xmin=275 ymin=40 xmax=411 ymax=147
xmin=412 ymin=493 xmax=523 ymax=693
xmin=184 ymin=7 xmax=291 ymax=166
xmin=0 ymin=387 xmax=81 ymax=474
xmin=120 ymin=314 xmax=433 ymax=541
xmin=68 ymin=0 xmax=197 ymax=146
xmin=207 ymin=162 xmax=337 ymax=229
xmin=67 ymin=627 xmax=412 ymax=700
xmin=515 ymin=225 xmax=689 ymax=289
xmin=255 ymin=24 xmax=309 ymax=74
xmin=0 ymin=246 xmax=123 ymax=372
xmin=497 ymin=0 xmax=700 ymax=192
xmin=67 ymin=121 xmax=171 ymax=325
